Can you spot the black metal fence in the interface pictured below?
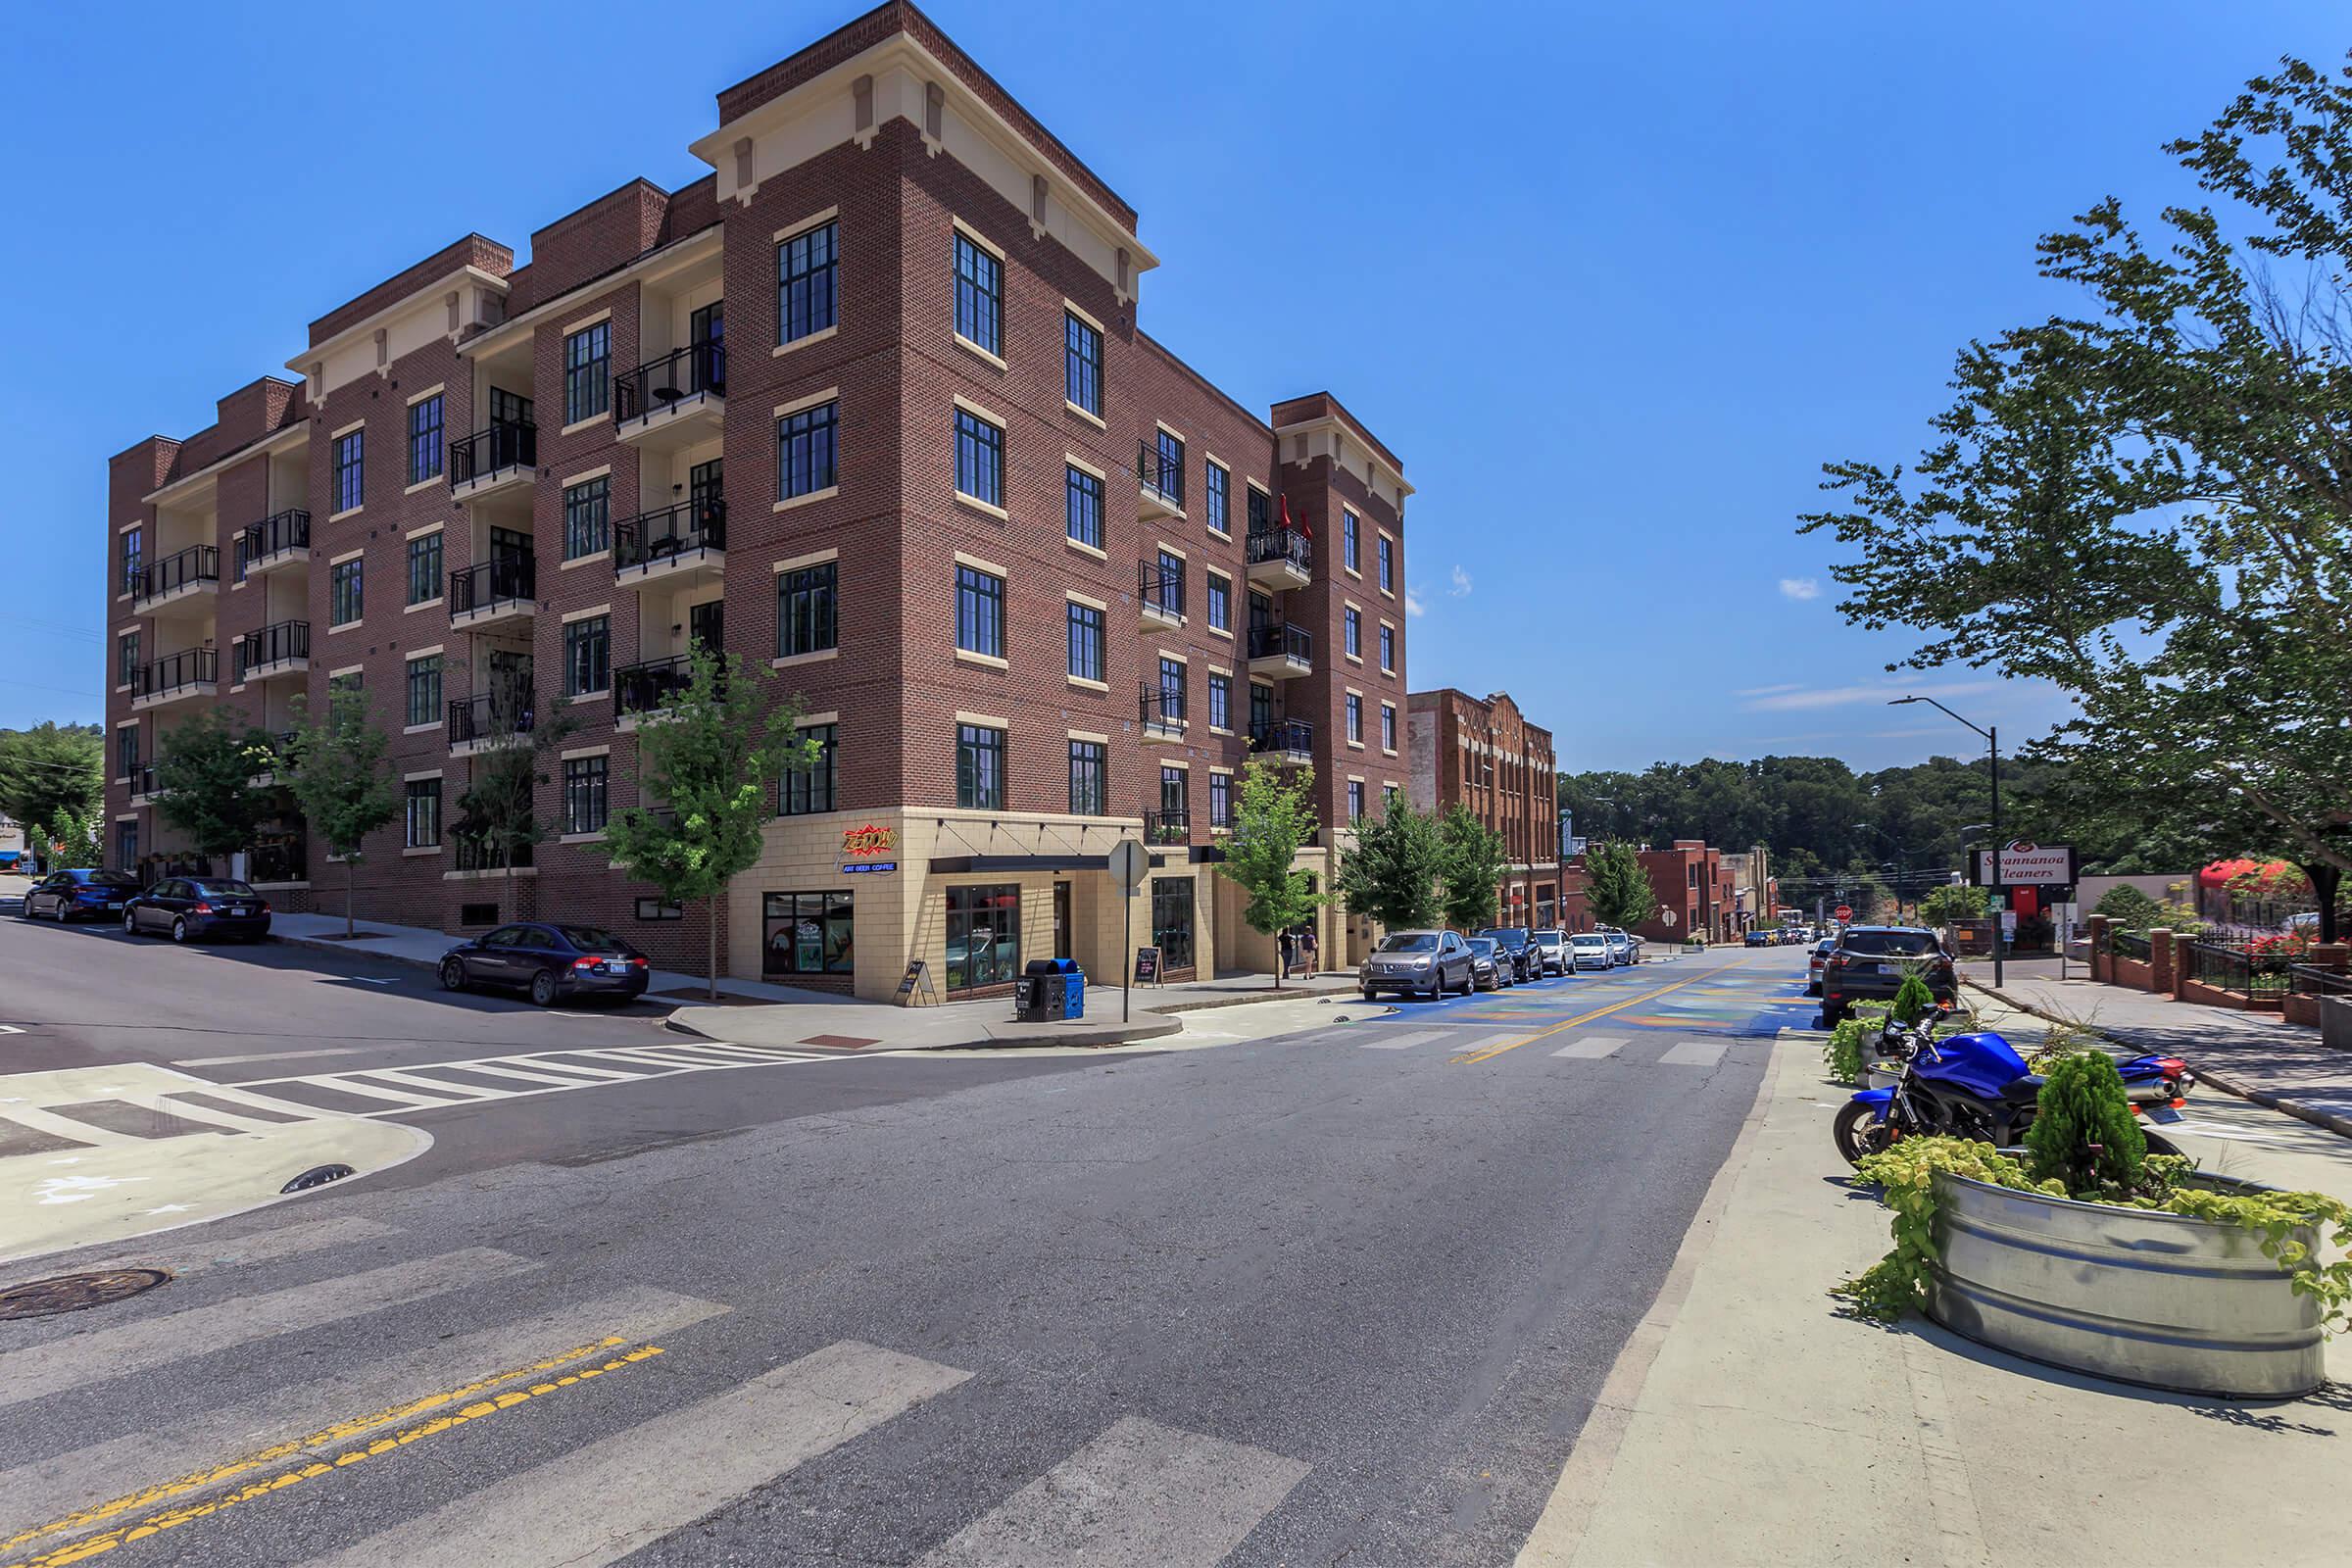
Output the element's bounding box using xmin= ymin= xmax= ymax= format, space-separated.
xmin=2289 ymin=963 xmax=2352 ymax=998
xmin=1138 ymin=439 xmax=1184 ymax=507
xmin=1246 ymin=525 xmax=1311 ymax=577
xmin=2109 ymin=929 xmax=2153 ymax=961
xmin=237 ymin=509 xmax=310 ymax=570
xmin=614 ymin=342 xmax=726 ymax=422
xmin=1138 ymin=557 xmax=1185 ymax=620
xmin=2182 ymin=939 xmax=2294 ymax=996
xmin=1139 ymin=682 xmax=1187 ymax=738
xmin=1247 ymin=621 xmax=1313 ymax=666
xmin=613 ymin=499 xmax=726 ymax=571
xmin=449 ymin=420 xmax=537 ymax=486
xmin=448 ymin=692 xmax=536 ymax=747
xmin=1249 ymin=717 xmax=1314 ymax=757
xmin=613 ymin=654 xmax=720 ymax=717
xmin=136 ymin=543 xmax=220 ymax=603
xmin=448 ymin=554 xmax=536 ymax=615
xmin=1144 ymin=808 xmax=1191 ymax=846
xmin=235 ymin=619 xmax=310 ymax=678
xmin=133 ymin=646 xmax=218 ymax=698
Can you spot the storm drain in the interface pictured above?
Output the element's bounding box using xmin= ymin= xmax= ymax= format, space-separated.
xmin=0 ymin=1268 xmax=172 ymax=1321
xmin=281 ymin=1163 xmax=356 ymax=1194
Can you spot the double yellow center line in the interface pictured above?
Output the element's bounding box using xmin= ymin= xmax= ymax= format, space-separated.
xmin=1449 ymin=962 xmax=1739 ymax=1065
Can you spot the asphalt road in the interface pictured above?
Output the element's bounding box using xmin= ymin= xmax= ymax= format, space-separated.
xmin=0 ymin=907 xmax=1808 ymax=1567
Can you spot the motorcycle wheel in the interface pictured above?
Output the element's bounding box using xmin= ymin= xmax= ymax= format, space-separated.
xmin=1834 ymin=1101 xmax=1893 ymax=1167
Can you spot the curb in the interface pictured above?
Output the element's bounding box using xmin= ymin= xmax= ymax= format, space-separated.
xmin=664 ymin=1005 xmax=1188 ymax=1052
xmin=274 ymin=932 xmax=436 ymax=970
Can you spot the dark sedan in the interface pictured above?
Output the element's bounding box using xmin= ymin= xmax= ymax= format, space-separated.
xmin=1820 ymin=924 xmax=1957 ymax=1025
xmin=1474 ymin=927 xmax=1543 ymax=983
xmin=122 ymin=877 xmax=273 ymax=943
xmin=21 ymin=869 xmax=141 ymax=923
xmin=439 ymin=922 xmax=653 ymax=1006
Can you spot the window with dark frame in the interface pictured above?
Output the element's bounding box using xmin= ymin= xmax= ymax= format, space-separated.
xmin=1348 ymin=780 xmax=1367 ymax=821
xmin=407 ymin=531 xmax=443 ymax=606
xmin=762 ymin=891 xmax=855 ymax=977
xmin=943 ymin=884 xmax=1019 ymax=993
xmin=1066 ymin=600 xmax=1103 ymax=683
xmin=405 ymin=654 xmax=442 ymax=728
xmin=1379 ymin=623 xmax=1396 ymax=672
xmin=780 ymin=723 xmax=837 ymax=815
xmin=330 ymin=557 xmax=364 ymax=625
xmin=1151 ymin=876 xmax=1196 ymax=970
xmin=956 ymin=723 xmax=1005 ymax=810
xmin=954 ymin=231 xmax=1002 ymax=355
xmin=777 ymin=401 xmax=839 ymax=499
xmin=1205 ymin=463 xmax=1229 ymax=535
xmin=405 ymin=778 xmax=442 ymax=849
xmin=777 ymin=220 xmax=839 ymax=345
xmin=1247 ymin=487 xmax=1270 ymax=536
xmin=117 ymin=630 xmax=139 ymax=687
xmin=563 ymin=475 xmax=611 ymax=561
xmin=1378 ymin=534 xmax=1394 ymax=592
xmin=1207 ymin=672 xmax=1230 ymax=731
xmin=955 ymin=408 xmax=1003 ymax=507
xmin=332 ymin=431 xmax=364 ymax=514
xmin=956 ymin=564 xmax=1004 ymax=659
xmin=117 ymin=725 xmax=139 ymax=776
xmin=1154 ymin=548 xmax=1185 ymax=617
xmin=1342 ymin=511 xmax=1359 ymax=572
xmin=120 ymin=527 xmax=143 ymax=597
xmin=564 ymin=614 xmax=611 ymax=697
xmin=1157 ymin=657 xmax=1185 ymax=721
xmin=1346 ymin=692 xmax=1363 ymax=744
xmin=409 ymin=395 xmax=443 ymax=485
xmin=1344 ymin=606 xmax=1361 ymax=659
xmin=778 ymin=563 xmax=838 ymax=659
xmin=1064 ymin=310 xmax=1102 ymax=415
xmin=1065 ymin=465 xmax=1102 ymax=549
xmin=1382 ymin=702 xmax=1397 ymax=752
xmin=1206 ymin=571 xmax=1230 ymax=633
xmin=563 ymin=755 xmax=609 ymax=835
xmin=1068 ymin=739 xmax=1105 ymax=816
xmin=564 ymin=321 xmax=611 ymax=424
xmin=1209 ymin=771 xmax=1232 ymax=829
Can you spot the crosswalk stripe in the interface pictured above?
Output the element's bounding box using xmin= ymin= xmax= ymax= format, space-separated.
xmin=642 ymin=1041 xmax=817 ymax=1063
xmin=0 ymin=1247 xmax=537 ymax=1411
xmin=300 ymin=1339 xmax=972 ymax=1568
xmin=0 ymin=1103 xmax=112 ymax=1147
xmin=914 ymin=1415 xmax=1310 ymax=1568
xmin=1660 ymin=1039 xmax=1729 ymax=1067
xmin=348 ymin=1066 xmax=531 ymax=1100
xmin=1356 ymin=1029 xmax=1447 ymax=1052
xmin=568 ymin=1046 xmax=772 ymax=1070
xmin=287 ymin=1075 xmax=467 ymax=1108
xmin=1550 ymin=1035 xmax=1631 ymax=1058
xmin=72 ymin=1215 xmax=400 ymax=1278
xmin=0 ymin=1286 xmax=729 ymax=1548
xmin=447 ymin=1059 xmax=627 ymax=1087
xmin=505 ymin=1054 xmax=652 ymax=1081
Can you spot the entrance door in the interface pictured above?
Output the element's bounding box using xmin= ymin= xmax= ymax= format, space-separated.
xmin=689 ymin=599 xmax=723 ymax=654
xmin=488 ymin=649 xmax=532 ymax=726
xmin=1053 ymin=881 xmax=1072 ymax=960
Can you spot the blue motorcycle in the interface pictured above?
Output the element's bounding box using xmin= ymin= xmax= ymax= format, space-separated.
xmin=1833 ymin=1019 xmax=2188 ymax=1166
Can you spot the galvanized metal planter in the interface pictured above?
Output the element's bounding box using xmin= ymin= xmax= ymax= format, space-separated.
xmin=1925 ymin=1170 xmax=2325 ymax=1399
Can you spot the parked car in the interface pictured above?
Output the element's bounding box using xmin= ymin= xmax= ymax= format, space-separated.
xmin=1476 ymin=927 xmax=1542 ymax=982
xmin=1807 ymin=937 xmax=1837 ymax=996
xmin=21 ymin=869 xmax=141 ymax=923
xmin=1819 ymin=924 xmax=1957 ymax=1025
xmin=122 ymin=877 xmax=272 ymax=943
xmin=439 ymin=922 xmax=653 ymax=1006
xmin=1359 ymin=929 xmax=1475 ymax=1001
xmin=1462 ymin=936 xmax=1506 ymax=992
xmin=1531 ymin=928 xmax=1569 ymax=975
xmin=1568 ymin=932 xmax=1614 ymax=971
xmin=1599 ymin=928 xmax=1638 ymax=966
xmin=1743 ymin=928 xmax=1776 ymax=948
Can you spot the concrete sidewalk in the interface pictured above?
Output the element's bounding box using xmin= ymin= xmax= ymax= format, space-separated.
xmin=1515 ymin=1032 xmax=2350 ymax=1568
xmin=1960 ymin=959 xmax=2352 ymax=1139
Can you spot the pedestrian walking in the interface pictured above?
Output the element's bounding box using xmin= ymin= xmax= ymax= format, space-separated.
xmin=1301 ymin=926 xmax=1318 ymax=975
xmin=1279 ymin=929 xmax=1296 ymax=979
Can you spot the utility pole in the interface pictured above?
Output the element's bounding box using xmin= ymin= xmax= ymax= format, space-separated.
xmin=1988 ymin=723 xmax=2004 ymax=989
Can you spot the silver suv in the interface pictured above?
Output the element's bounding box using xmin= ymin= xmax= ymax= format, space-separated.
xmin=1359 ymin=929 xmax=1475 ymax=1002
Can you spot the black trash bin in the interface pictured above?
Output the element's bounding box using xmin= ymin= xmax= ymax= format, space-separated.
xmin=1017 ymin=959 xmax=1067 ymax=1023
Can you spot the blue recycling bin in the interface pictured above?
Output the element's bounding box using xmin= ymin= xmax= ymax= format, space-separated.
xmin=1058 ymin=961 xmax=1086 ymax=1019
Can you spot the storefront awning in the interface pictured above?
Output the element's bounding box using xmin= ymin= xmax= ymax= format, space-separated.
xmin=927 ymin=853 xmax=1176 ymax=873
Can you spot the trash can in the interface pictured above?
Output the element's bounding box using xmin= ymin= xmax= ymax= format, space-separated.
xmin=1018 ymin=959 xmax=1069 ymax=1023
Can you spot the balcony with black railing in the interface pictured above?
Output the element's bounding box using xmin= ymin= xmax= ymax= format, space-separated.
xmin=237 ymin=509 xmax=311 ymax=576
xmin=247 ymin=729 xmax=302 ymax=786
xmin=1138 ymin=437 xmax=1184 ymax=517
xmin=1144 ymin=808 xmax=1192 ymax=847
xmin=127 ymin=764 xmax=162 ymax=804
xmin=613 ymin=652 xmax=722 ymax=724
xmin=614 ymin=342 xmax=726 ymax=447
xmin=1246 ymin=621 xmax=1313 ymax=678
xmin=246 ymin=832 xmax=308 ymax=886
xmin=234 ymin=619 xmax=310 ymax=682
xmin=613 ymin=498 xmax=726 ymax=583
xmin=1138 ymin=558 xmax=1186 ymax=628
xmin=448 ymin=691 xmax=536 ymax=757
xmin=1249 ymin=717 xmax=1316 ymax=763
xmin=448 ymin=553 xmax=537 ymax=629
xmin=448 ymin=419 xmax=537 ymax=499
xmin=1140 ymin=682 xmax=1188 ymax=744
xmin=133 ymin=543 xmax=220 ymax=612
xmin=131 ymin=647 xmax=219 ymax=709
xmin=1245 ymin=525 xmax=1312 ymax=589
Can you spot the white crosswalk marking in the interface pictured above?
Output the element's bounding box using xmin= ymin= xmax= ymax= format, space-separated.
xmin=1550 ymin=1035 xmax=1631 ymax=1059
xmin=223 ymin=1041 xmax=829 ymax=1119
xmin=0 ymin=1286 xmax=729 ymax=1544
xmin=914 ymin=1415 xmax=1310 ymax=1568
xmin=1660 ymin=1040 xmax=1729 ymax=1067
xmin=74 ymin=1215 xmax=400 ymax=1278
xmin=0 ymin=1248 xmax=536 ymax=1411
xmin=301 ymin=1339 xmax=972 ymax=1568
xmin=1357 ymin=1029 xmax=1448 ymax=1052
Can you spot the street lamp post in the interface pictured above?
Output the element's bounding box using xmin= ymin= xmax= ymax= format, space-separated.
xmin=1891 ymin=697 xmax=2003 ymax=988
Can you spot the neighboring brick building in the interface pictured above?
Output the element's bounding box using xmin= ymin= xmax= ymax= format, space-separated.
xmin=103 ymin=1 xmax=1413 ymax=1000
xmin=1406 ymin=688 xmax=1560 ymax=928
xmin=1634 ymin=840 xmax=1739 ymax=944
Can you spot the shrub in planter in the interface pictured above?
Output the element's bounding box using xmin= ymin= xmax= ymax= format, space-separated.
xmin=2022 ymin=1050 xmax=2146 ymax=1196
xmin=1889 ymin=971 xmax=1935 ymax=1025
xmin=1823 ymin=1018 xmax=1869 ymax=1085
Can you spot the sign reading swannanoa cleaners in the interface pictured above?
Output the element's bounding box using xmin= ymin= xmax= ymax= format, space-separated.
xmin=1970 ymin=841 xmax=2077 ymax=886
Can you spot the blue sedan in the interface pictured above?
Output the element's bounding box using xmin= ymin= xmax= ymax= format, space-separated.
xmin=21 ymin=869 xmax=141 ymax=923
xmin=439 ymin=922 xmax=653 ymax=1006
xmin=122 ymin=877 xmax=273 ymax=943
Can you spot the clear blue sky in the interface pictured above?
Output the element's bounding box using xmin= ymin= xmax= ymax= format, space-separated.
xmin=6 ymin=0 xmax=2338 ymax=768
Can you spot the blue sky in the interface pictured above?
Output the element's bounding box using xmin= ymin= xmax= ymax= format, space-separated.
xmin=5 ymin=0 xmax=2337 ymax=768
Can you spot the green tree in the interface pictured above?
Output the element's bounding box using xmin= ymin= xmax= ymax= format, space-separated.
xmin=1436 ymin=803 xmax=1509 ymax=931
xmin=1336 ymin=796 xmax=1443 ymax=932
xmin=1215 ymin=760 xmax=1324 ymax=987
xmin=597 ymin=646 xmax=816 ymax=999
xmin=155 ymin=708 xmax=275 ymax=864
xmin=2091 ymin=884 xmax=2163 ymax=930
xmin=1889 ymin=971 xmax=1935 ymax=1025
xmin=43 ymin=806 xmax=102 ymax=871
xmin=448 ymin=665 xmax=578 ymax=923
xmin=0 ymin=722 xmax=102 ymax=853
xmin=1584 ymin=840 xmax=1655 ymax=931
xmin=285 ymin=684 xmax=400 ymax=938
xmin=1917 ymin=883 xmax=1989 ymax=930
xmin=2025 ymin=1051 xmax=2147 ymax=1197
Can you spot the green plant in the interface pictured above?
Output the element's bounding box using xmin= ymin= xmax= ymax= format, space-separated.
xmin=1584 ymin=840 xmax=1655 ymax=931
xmin=1917 ymin=883 xmax=1989 ymax=930
xmin=1837 ymin=1138 xmax=2055 ymax=1321
xmin=1336 ymin=797 xmax=1445 ymax=932
xmin=1824 ymin=1017 xmax=1869 ymax=1085
xmin=1436 ymin=803 xmax=1509 ymax=932
xmin=1889 ymin=971 xmax=1934 ymax=1025
xmin=155 ymin=707 xmax=276 ymax=862
xmin=2023 ymin=1050 xmax=2146 ymax=1195
xmin=1216 ymin=759 xmax=1324 ymax=987
xmin=284 ymin=684 xmax=400 ymax=939
xmin=2092 ymin=884 xmax=2163 ymax=930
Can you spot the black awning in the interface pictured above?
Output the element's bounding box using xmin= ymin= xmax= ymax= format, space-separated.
xmin=927 ymin=853 xmax=1174 ymax=873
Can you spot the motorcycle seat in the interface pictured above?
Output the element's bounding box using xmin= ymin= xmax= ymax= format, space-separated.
xmin=2000 ymin=1075 xmax=2045 ymax=1104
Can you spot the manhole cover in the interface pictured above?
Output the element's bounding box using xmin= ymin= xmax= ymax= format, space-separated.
xmin=0 ymin=1268 xmax=172 ymax=1321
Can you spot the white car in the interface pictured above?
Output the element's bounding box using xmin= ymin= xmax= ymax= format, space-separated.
xmin=1568 ymin=933 xmax=1614 ymax=972
xmin=1532 ymin=929 xmax=1569 ymax=975
xmin=1599 ymin=928 xmax=1638 ymax=966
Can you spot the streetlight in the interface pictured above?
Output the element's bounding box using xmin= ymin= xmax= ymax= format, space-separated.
xmin=1891 ymin=697 xmax=2004 ymax=987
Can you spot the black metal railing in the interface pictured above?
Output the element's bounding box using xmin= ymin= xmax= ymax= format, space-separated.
xmin=235 ymin=619 xmax=310 ymax=679
xmin=448 ymin=554 xmax=536 ymax=616
xmin=614 ymin=342 xmax=726 ymax=422
xmin=1247 ymin=621 xmax=1313 ymax=665
xmin=1144 ymin=808 xmax=1191 ymax=846
xmin=1139 ymin=682 xmax=1187 ymax=736
xmin=1138 ymin=439 xmax=1184 ymax=507
xmin=136 ymin=544 xmax=220 ymax=604
xmin=1139 ymin=558 xmax=1185 ymax=620
xmin=455 ymin=835 xmax=534 ymax=872
xmin=247 ymin=834 xmax=307 ymax=884
xmin=613 ymin=653 xmax=721 ymax=717
xmin=449 ymin=420 xmax=537 ymax=487
xmin=1249 ymin=717 xmax=1315 ymax=757
xmin=248 ymin=729 xmax=301 ymax=778
xmin=613 ymin=499 xmax=726 ymax=571
xmin=132 ymin=647 xmax=217 ymax=698
xmin=448 ymin=692 xmax=536 ymax=747
xmin=2108 ymin=929 xmax=2153 ymax=962
xmin=128 ymin=764 xmax=159 ymax=799
xmin=2183 ymin=940 xmax=2279 ymax=995
xmin=2289 ymin=962 xmax=2352 ymax=997
xmin=1246 ymin=525 xmax=1312 ymax=577
xmin=237 ymin=508 xmax=310 ymax=569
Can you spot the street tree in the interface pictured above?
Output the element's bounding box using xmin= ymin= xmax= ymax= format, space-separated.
xmin=1799 ymin=52 xmax=2352 ymax=939
xmin=285 ymin=684 xmax=400 ymax=938
xmin=1216 ymin=760 xmax=1324 ymax=986
xmin=1917 ymin=883 xmax=1989 ymax=932
xmin=1583 ymin=840 xmax=1656 ymax=932
xmin=155 ymin=708 xmax=275 ymax=867
xmin=451 ymin=673 xmax=579 ymax=922
xmin=596 ymin=646 xmax=817 ymax=1000
xmin=1336 ymin=796 xmax=1443 ymax=933
xmin=1437 ymin=803 xmax=1509 ymax=932
xmin=0 ymin=722 xmax=102 ymax=853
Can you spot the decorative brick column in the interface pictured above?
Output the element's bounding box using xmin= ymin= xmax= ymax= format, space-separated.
xmin=2087 ymin=914 xmax=2111 ymax=984
xmin=2151 ymin=926 xmax=2179 ymax=997
xmin=2309 ymin=942 xmax=2350 ymax=973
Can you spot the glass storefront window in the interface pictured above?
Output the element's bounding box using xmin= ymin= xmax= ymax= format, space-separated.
xmin=945 ymin=884 xmax=1020 ymax=993
xmin=1151 ymin=876 xmax=1196 ymax=970
xmin=762 ymin=891 xmax=855 ymax=977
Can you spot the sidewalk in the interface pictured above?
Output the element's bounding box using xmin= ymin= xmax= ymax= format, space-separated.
xmin=1515 ymin=1032 xmax=2351 ymax=1568
xmin=1960 ymin=957 xmax=2352 ymax=1139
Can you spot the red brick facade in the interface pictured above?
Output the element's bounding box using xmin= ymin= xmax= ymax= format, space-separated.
xmin=1404 ymin=688 xmax=1561 ymax=928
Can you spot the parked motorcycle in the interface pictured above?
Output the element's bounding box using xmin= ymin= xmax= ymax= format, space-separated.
xmin=1834 ymin=1020 xmax=2190 ymax=1166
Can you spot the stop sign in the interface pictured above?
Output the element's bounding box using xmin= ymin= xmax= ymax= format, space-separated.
xmin=1834 ymin=905 xmax=1853 ymax=921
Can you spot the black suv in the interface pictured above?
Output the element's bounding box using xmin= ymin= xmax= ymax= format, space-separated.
xmin=1475 ymin=927 xmax=1542 ymax=983
xmin=1820 ymin=925 xmax=1956 ymax=1025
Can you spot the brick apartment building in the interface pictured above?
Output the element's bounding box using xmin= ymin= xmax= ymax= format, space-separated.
xmin=1405 ymin=689 xmax=1561 ymax=927
xmin=104 ymin=1 xmax=1414 ymax=1001
xmin=1634 ymin=840 xmax=1739 ymax=944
